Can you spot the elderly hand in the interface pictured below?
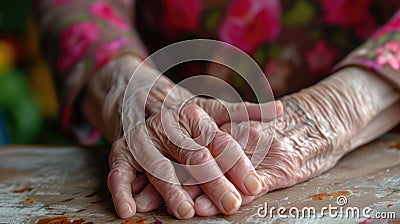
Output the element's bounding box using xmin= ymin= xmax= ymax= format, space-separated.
xmin=190 ymin=67 xmax=400 ymax=216
xmin=82 ymin=55 xmax=282 ymax=219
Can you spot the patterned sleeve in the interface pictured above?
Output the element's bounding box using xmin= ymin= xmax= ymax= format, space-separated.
xmin=34 ymin=0 xmax=148 ymax=144
xmin=336 ymin=10 xmax=400 ymax=90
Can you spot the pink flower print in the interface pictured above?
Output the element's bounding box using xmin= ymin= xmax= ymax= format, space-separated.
xmin=94 ymin=37 xmax=129 ymax=69
xmin=322 ymin=0 xmax=371 ymax=27
xmin=305 ymin=40 xmax=337 ymax=74
xmin=375 ymin=41 xmax=400 ymax=70
xmin=57 ymin=22 xmax=99 ymax=74
xmin=218 ymin=0 xmax=281 ymax=54
xmin=89 ymin=1 xmax=130 ymax=31
xmin=162 ymin=0 xmax=201 ymax=32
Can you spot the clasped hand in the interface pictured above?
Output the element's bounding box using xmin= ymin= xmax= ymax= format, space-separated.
xmin=102 ymin=56 xmax=281 ymax=219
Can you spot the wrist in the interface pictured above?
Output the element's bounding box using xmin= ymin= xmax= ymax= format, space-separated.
xmin=286 ymin=77 xmax=370 ymax=149
xmin=82 ymin=55 xmax=143 ymax=141
xmin=82 ymin=55 xmax=190 ymax=142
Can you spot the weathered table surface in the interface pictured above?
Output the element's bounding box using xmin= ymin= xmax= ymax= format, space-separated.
xmin=1 ymin=137 xmax=400 ymax=224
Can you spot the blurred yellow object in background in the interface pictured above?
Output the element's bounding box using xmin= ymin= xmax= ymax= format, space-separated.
xmin=26 ymin=19 xmax=59 ymax=120
xmin=0 ymin=40 xmax=15 ymax=75
xmin=29 ymin=60 xmax=59 ymax=119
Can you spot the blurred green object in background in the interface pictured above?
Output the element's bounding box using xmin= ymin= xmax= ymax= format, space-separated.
xmin=0 ymin=1 xmax=75 ymax=145
xmin=0 ymin=69 xmax=41 ymax=144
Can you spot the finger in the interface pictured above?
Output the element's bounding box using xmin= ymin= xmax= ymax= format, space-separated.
xmin=194 ymin=98 xmax=283 ymax=125
xmin=182 ymin=183 xmax=225 ymax=216
xmin=128 ymin=127 xmax=195 ymax=219
xmin=208 ymin=130 xmax=263 ymax=195
xmin=239 ymin=190 xmax=257 ymax=205
xmin=131 ymin=173 xmax=148 ymax=194
xmin=182 ymin=185 xmax=203 ymax=199
xmin=169 ymin=138 xmax=243 ymax=215
xmin=146 ymin=173 xmax=195 ymax=219
xmin=194 ymin=194 xmax=220 ymax=216
xmin=134 ymin=184 xmax=164 ymax=212
xmin=171 ymin=104 xmax=243 ymax=214
xmin=108 ymin=139 xmax=137 ymax=219
xmin=194 ymin=191 xmax=257 ymax=217
xmin=134 ymin=178 xmax=203 ymax=212
xmin=221 ymin=122 xmax=274 ymax=193
xmin=177 ymin=106 xmax=263 ymax=196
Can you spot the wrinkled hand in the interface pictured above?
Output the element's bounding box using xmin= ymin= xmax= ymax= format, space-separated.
xmin=109 ymin=102 xmax=280 ymax=219
xmin=192 ymin=68 xmax=398 ymax=216
xmin=93 ymin=56 xmax=282 ymax=219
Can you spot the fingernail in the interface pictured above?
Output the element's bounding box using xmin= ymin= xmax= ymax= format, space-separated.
xmin=118 ymin=202 xmax=132 ymax=218
xmin=135 ymin=194 xmax=152 ymax=210
xmin=196 ymin=196 xmax=213 ymax=210
xmin=177 ymin=200 xmax=194 ymax=218
xmin=245 ymin=174 xmax=262 ymax=194
xmin=221 ymin=192 xmax=240 ymax=213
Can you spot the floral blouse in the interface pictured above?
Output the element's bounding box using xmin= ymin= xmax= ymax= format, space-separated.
xmin=34 ymin=0 xmax=400 ymax=144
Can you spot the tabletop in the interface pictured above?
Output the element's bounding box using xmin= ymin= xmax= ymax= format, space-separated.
xmin=1 ymin=136 xmax=400 ymax=224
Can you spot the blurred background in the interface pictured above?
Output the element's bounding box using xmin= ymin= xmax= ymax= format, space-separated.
xmin=0 ymin=1 xmax=73 ymax=145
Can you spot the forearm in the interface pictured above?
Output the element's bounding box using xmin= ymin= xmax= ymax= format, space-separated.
xmin=325 ymin=67 xmax=400 ymax=149
xmin=291 ymin=67 xmax=400 ymax=153
xmin=351 ymin=100 xmax=400 ymax=149
xmin=323 ymin=67 xmax=399 ymax=117
xmin=326 ymin=67 xmax=400 ymax=149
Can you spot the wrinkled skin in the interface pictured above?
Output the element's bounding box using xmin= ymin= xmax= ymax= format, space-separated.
xmin=82 ymin=56 xmax=281 ymax=219
xmin=184 ymin=67 xmax=400 ymax=216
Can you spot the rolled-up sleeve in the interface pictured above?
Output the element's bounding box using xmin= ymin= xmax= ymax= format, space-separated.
xmin=34 ymin=0 xmax=148 ymax=144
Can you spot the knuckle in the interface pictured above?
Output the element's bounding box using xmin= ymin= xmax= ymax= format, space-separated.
xmin=110 ymin=157 xmax=131 ymax=170
xmin=107 ymin=166 xmax=133 ymax=188
xmin=147 ymin=159 xmax=173 ymax=177
xmin=249 ymin=122 xmax=262 ymax=137
xmin=182 ymin=103 xmax=201 ymax=113
xmin=211 ymin=131 xmax=233 ymax=154
xmin=180 ymin=103 xmax=204 ymax=120
xmin=109 ymin=139 xmax=128 ymax=163
xmin=184 ymin=149 xmax=213 ymax=165
xmin=109 ymin=146 xmax=136 ymax=170
xmin=112 ymin=138 xmax=127 ymax=151
xmin=220 ymin=123 xmax=231 ymax=133
xmin=244 ymin=123 xmax=265 ymax=149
